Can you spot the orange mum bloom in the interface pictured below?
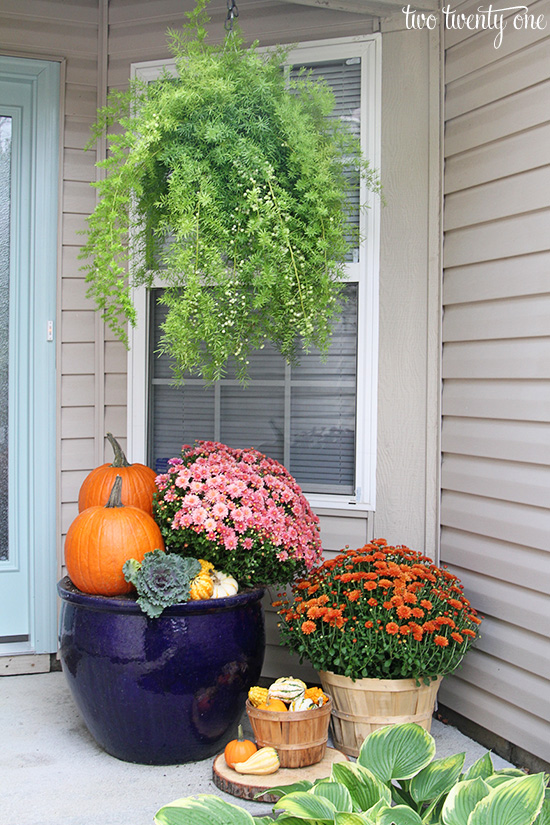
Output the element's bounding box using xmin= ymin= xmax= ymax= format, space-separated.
xmin=301 ymin=620 xmax=317 ymax=635
xmin=397 ymin=605 xmax=412 ymax=619
xmin=378 ymin=578 xmax=393 ymax=589
xmin=368 ymin=598 xmax=378 ymax=607
xmin=451 ymin=632 xmax=464 ymax=643
xmin=297 ymin=581 xmax=311 ymax=590
xmin=385 ymin=622 xmax=399 ymax=635
xmin=346 ymin=589 xmax=362 ymax=602
xmin=399 ymin=625 xmax=411 ymax=635
xmin=462 ymin=628 xmax=476 ymax=638
xmin=365 ymin=620 xmax=374 ymax=628
xmin=364 ymin=580 xmax=378 ymax=591
xmin=411 ymin=607 xmax=425 ymax=618
xmin=434 ymin=635 xmax=449 ymax=647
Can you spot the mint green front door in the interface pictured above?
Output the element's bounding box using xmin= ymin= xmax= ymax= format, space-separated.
xmin=0 ymin=57 xmax=59 ymax=654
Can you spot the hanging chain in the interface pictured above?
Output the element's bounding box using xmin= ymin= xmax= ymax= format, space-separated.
xmin=225 ymin=0 xmax=239 ymax=32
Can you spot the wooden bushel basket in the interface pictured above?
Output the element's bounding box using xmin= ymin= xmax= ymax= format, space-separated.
xmin=246 ymin=697 xmax=332 ymax=768
xmin=319 ymin=671 xmax=442 ymax=757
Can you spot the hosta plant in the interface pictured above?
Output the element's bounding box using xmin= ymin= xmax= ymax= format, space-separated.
xmin=80 ymin=0 xmax=380 ymax=383
xmin=154 ymin=722 xmax=550 ymax=825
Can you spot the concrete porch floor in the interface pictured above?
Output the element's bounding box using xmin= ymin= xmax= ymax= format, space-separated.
xmin=2 ymin=671 xmax=514 ymax=825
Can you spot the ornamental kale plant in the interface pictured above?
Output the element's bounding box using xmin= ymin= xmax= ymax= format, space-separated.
xmin=153 ymin=440 xmax=322 ymax=588
xmin=123 ymin=549 xmax=201 ymax=617
xmin=275 ymin=539 xmax=482 ymax=683
xmin=79 ymin=0 xmax=380 ymax=383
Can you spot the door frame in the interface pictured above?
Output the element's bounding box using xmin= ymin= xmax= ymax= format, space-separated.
xmin=0 ymin=55 xmax=61 ymax=657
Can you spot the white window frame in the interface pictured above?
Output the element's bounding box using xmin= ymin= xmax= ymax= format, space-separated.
xmin=128 ymin=34 xmax=381 ymax=513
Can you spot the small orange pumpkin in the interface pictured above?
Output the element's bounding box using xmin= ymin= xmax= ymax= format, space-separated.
xmin=257 ymin=698 xmax=288 ymax=712
xmin=66 ymin=475 xmax=164 ymax=596
xmin=78 ymin=433 xmax=157 ymax=516
xmin=224 ymin=725 xmax=257 ymax=768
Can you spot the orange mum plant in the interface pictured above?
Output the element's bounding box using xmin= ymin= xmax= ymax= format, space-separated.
xmin=275 ymin=539 xmax=482 ymax=684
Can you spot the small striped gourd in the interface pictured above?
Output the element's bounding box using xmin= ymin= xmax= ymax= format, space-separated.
xmin=289 ymin=696 xmax=316 ymax=712
xmin=268 ymin=677 xmax=307 ymax=703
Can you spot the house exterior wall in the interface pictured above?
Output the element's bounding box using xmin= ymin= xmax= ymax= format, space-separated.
xmin=440 ymin=0 xmax=550 ymax=763
xmin=107 ymin=2 xmax=442 ymax=682
xmin=0 ymin=1 xmax=441 ymax=681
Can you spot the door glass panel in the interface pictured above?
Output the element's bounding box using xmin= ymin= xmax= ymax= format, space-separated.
xmin=0 ymin=116 xmax=10 ymax=562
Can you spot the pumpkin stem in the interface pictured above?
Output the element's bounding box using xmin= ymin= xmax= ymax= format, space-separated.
xmin=105 ymin=475 xmax=124 ymax=508
xmin=237 ymin=724 xmax=244 ymax=741
xmin=106 ymin=432 xmax=131 ymax=468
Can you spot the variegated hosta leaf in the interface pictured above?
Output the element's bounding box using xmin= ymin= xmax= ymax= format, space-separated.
xmin=358 ymin=723 xmax=436 ymax=783
xmin=410 ymin=752 xmax=466 ymax=803
xmin=154 ymin=794 xmax=255 ymax=825
xmin=441 ymin=777 xmax=492 ymax=825
xmin=331 ymin=761 xmax=392 ymax=810
xmin=269 ymin=818 xmax=315 ymax=825
xmin=251 ymin=818 xmax=280 ymax=825
xmin=534 ymin=798 xmax=550 ymax=825
xmin=273 ymin=790 xmax=338 ymax=820
xmin=254 ymin=780 xmax=313 ymax=801
xmin=375 ymin=803 xmax=424 ymax=824
xmin=463 ymin=753 xmax=494 ymax=782
xmin=311 ymin=781 xmax=354 ymax=812
xmin=484 ymin=770 xmax=526 ymax=789
xmin=468 ymin=773 xmax=546 ymax=825
xmin=334 ymin=813 xmax=376 ymax=825
xmin=367 ymin=799 xmax=391 ymax=819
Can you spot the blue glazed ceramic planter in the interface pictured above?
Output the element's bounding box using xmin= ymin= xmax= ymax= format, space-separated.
xmin=57 ymin=576 xmax=265 ymax=765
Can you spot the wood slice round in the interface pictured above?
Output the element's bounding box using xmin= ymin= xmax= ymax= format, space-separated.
xmin=212 ymin=747 xmax=349 ymax=803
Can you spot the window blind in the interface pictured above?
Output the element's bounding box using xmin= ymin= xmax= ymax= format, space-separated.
xmin=149 ymin=283 xmax=358 ymax=495
xmin=290 ymin=58 xmax=362 ymax=262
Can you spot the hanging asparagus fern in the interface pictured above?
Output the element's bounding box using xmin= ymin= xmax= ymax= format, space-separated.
xmin=80 ymin=0 xmax=380 ymax=382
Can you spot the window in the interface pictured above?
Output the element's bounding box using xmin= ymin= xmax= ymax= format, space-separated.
xmin=128 ymin=35 xmax=381 ymax=511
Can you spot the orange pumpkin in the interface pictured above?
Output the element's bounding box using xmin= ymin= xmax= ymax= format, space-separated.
xmin=78 ymin=433 xmax=157 ymax=516
xmin=224 ymin=725 xmax=257 ymax=768
xmin=257 ymin=698 xmax=288 ymax=712
xmin=66 ymin=475 xmax=164 ymax=596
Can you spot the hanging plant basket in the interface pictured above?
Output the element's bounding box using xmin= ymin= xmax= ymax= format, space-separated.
xmin=80 ymin=0 xmax=380 ymax=383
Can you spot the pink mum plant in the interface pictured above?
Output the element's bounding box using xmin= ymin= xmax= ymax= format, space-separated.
xmin=154 ymin=441 xmax=322 ymax=587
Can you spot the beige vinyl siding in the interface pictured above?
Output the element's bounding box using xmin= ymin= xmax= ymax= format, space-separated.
xmin=441 ymin=0 xmax=550 ymax=763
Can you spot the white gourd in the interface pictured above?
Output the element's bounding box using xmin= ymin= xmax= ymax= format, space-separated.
xmin=268 ymin=677 xmax=307 ymax=702
xmin=211 ymin=570 xmax=239 ymax=598
xmin=289 ymin=696 xmax=316 ymax=712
